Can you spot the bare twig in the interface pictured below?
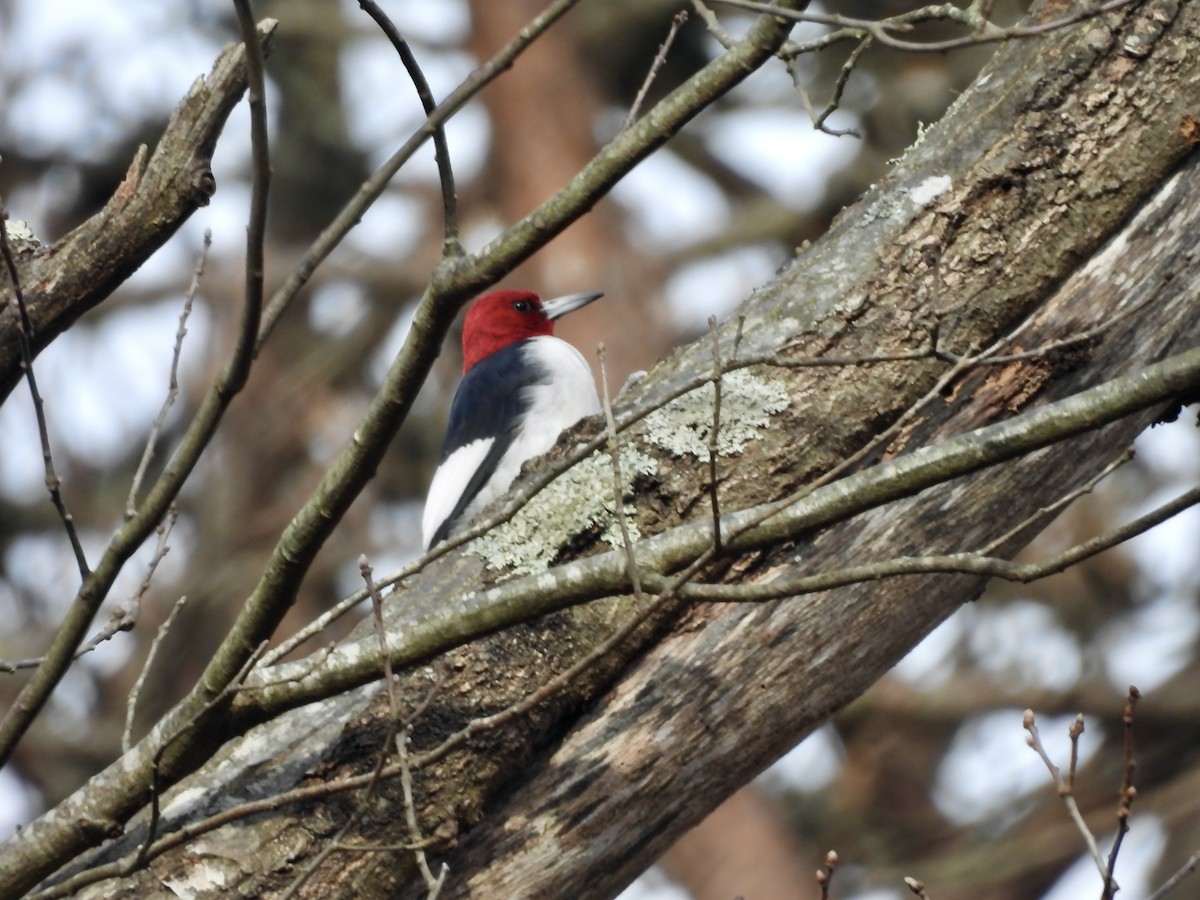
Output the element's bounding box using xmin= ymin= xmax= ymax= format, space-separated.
xmin=1024 ymin=709 xmax=1113 ymax=890
xmin=125 ymin=595 xmax=190 ymax=753
xmin=259 ymin=586 xmax=373 ymax=666
xmin=669 ymin=481 xmax=1200 ymax=602
xmin=706 ymin=317 xmax=724 ymax=551
xmin=1146 ymin=849 xmax=1200 ymax=900
xmin=0 ymin=203 xmax=90 ymax=579
xmin=691 ymin=1 xmax=737 ymax=49
xmin=789 ymin=35 xmax=870 ymax=137
xmin=817 ymin=849 xmax=838 ymax=900
xmin=598 ymin=345 xmax=644 ymax=604
xmin=623 ymin=10 xmax=689 ymax=130
xmin=399 ymin=726 xmax=447 ymax=897
xmin=231 ymin=0 xmax=268 ymax=377
xmin=1067 ymin=713 xmax=1085 ymax=792
xmin=982 ymin=292 xmax=1157 ymax=366
xmin=982 ymin=449 xmax=1134 ymax=555
xmin=712 ymin=0 xmax=1138 ymax=54
xmin=74 ymin=508 xmax=177 ymax=656
xmin=905 ymin=876 xmax=933 ymax=899
xmin=126 ymin=232 xmax=209 ymax=518
xmin=0 ymin=509 xmax=178 ymax=675
xmin=357 ymin=0 xmax=460 ymax=254
xmin=361 ymin=556 xmax=400 ymax=721
xmin=1102 ymin=685 xmax=1141 ymax=900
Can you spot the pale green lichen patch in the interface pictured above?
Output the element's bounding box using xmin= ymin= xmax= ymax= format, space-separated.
xmin=470 ymin=444 xmax=657 ymax=574
xmin=643 ymin=369 xmax=790 ymax=458
xmin=470 ymin=370 xmax=787 ymax=574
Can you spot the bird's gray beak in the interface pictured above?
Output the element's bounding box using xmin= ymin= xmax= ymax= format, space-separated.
xmin=541 ymin=290 xmax=603 ymax=321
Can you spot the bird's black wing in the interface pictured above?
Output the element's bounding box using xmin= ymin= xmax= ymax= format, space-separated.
xmin=429 ymin=341 xmax=540 ymax=545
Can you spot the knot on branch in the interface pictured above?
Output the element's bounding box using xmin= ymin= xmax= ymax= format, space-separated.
xmin=189 ymin=163 xmax=217 ymax=207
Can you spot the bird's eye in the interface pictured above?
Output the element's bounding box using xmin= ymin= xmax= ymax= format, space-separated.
xmin=512 ymin=299 xmax=532 ymax=313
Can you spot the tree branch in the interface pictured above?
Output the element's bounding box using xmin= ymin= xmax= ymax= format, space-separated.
xmin=0 ymin=19 xmax=278 ymax=403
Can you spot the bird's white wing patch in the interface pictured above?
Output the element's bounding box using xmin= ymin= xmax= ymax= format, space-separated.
xmin=422 ymin=437 xmax=494 ymax=549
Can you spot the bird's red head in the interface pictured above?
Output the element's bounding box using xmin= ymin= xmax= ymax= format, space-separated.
xmin=461 ymin=291 xmax=552 ymax=372
xmin=460 ymin=289 xmax=602 ymax=372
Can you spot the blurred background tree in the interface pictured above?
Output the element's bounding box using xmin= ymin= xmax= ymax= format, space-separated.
xmin=0 ymin=1 xmax=1197 ymax=898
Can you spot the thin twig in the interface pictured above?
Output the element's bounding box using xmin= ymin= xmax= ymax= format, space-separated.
xmin=101 ymin=506 xmax=177 ymax=647
xmin=72 ymin=509 xmax=176 ymax=654
xmin=0 ymin=203 xmax=90 ymax=579
xmin=260 ymin=587 xmax=372 ymax=666
xmin=982 ymin=448 xmax=1133 ymax=555
xmin=361 ymin=556 xmax=399 ymax=721
xmin=982 ymin=291 xmax=1157 ymax=366
xmin=1146 ymin=849 xmax=1200 ymax=900
xmin=231 ymin=0 xmax=268 ymax=378
xmin=1067 ymin=713 xmax=1085 ymax=792
xmin=1024 ymin=709 xmax=1114 ymax=890
xmin=0 ymin=509 xmax=178 ymax=675
xmin=669 ymin=481 xmax=1200 ymax=602
xmin=711 ymin=0 xmax=1138 ymax=53
xmin=124 ymin=595 xmax=190 ymax=753
xmin=706 ymin=317 xmax=724 ymax=551
xmin=817 ymin=849 xmax=838 ymax=900
xmin=1102 ymin=685 xmax=1141 ymax=900
xmin=905 ymin=877 xmax=933 ymax=899
xmin=623 ymin=11 xmax=689 ymax=130
xmin=127 ymin=231 xmax=209 ymax=518
xmin=357 ymin=0 xmax=460 ymax=254
xmin=691 ymin=1 xmax=737 ymax=49
xmin=399 ymin=726 xmax=447 ymax=897
xmin=598 ymin=345 xmax=644 ymax=604
xmin=790 ymin=35 xmax=870 ymax=137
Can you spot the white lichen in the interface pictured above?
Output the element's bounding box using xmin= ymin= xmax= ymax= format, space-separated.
xmin=469 ymin=370 xmax=788 ymax=574
xmin=910 ymin=174 xmax=952 ymax=207
xmin=643 ymin=369 xmax=790 ymax=457
xmin=470 ymin=444 xmax=657 ymax=574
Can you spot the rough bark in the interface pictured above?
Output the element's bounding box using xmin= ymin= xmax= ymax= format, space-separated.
xmin=12 ymin=2 xmax=1200 ymax=898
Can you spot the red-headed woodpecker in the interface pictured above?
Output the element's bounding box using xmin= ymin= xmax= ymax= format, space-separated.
xmin=421 ymin=289 xmax=603 ymax=549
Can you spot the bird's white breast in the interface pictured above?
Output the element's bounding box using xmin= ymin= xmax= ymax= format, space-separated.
xmin=423 ymin=336 xmax=599 ymax=548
